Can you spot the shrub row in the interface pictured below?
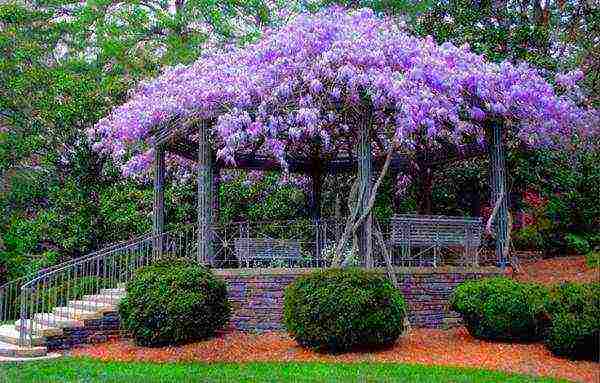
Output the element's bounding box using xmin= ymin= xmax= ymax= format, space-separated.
xmin=450 ymin=277 xmax=599 ymax=361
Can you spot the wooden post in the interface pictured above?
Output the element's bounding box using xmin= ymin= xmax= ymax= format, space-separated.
xmin=197 ymin=122 xmax=214 ymax=265
xmin=309 ymin=167 xmax=321 ymax=221
xmin=488 ymin=120 xmax=509 ymax=269
xmin=153 ymin=146 xmax=166 ymax=258
xmin=356 ymin=118 xmax=373 ymax=267
xmin=309 ymin=166 xmax=323 ymax=263
xmin=212 ymin=165 xmax=220 ymax=224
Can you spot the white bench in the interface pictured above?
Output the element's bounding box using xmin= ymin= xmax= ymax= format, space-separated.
xmin=390 ymin=214 xmax=482 ymax=266
xmin=234 ymin=238 xmax=303 ymax=267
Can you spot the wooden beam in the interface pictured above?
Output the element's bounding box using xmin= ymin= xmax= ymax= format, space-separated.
xmin=152 ymin=146 xmax=166 ymax=258
xmin=167 ymin=140 xmax=414 ymax=174
xmin=197 ymin=122 xmax=214 ymax=265
xmin=165 ymin=138 xmax=488 ymax=174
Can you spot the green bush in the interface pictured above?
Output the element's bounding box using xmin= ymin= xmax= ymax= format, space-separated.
xmin=450 ymin=277 xmax=548 ymax=342
xmin=283 ymin=268 xmax=407 ymax=352
xmin=544 ymin=282 xmax=599 ymax=360
xmin=565 ymin=233 xmax=592 ymax=255
xmin=585 ymin=252 xmax=599 ymax=269
xmin=118 ymin=260 xmax=231 ymax=347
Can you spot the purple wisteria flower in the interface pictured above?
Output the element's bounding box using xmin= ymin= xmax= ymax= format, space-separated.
xmin=89 ymin=7 xmax=599 ymax=177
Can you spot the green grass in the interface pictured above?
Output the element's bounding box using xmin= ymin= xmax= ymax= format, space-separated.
xmin=0 ymin=357 xmax=572 ymax=383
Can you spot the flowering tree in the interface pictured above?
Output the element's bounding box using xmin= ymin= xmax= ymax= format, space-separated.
xmin=90 ymin=7 xmax=598 ymax=265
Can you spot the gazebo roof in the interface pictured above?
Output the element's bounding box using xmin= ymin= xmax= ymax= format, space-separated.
xmin=159 ymin=123 xmax=489 ymax=174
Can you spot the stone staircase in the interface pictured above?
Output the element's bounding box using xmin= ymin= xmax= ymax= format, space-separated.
xmin=0 ymin=286 xmax=126 ymax=359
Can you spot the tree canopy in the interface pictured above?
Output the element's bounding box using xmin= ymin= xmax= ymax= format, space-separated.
xmin=91 ymin=7 xmax=598 ymax=178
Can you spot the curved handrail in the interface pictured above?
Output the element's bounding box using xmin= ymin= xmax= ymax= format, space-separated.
xmin=19 ymin=233 xmax=153 ymax=291
xmin=0 ymin=233 xmax=153 ymax=323
xmin=16 ymin=224 xmax=201 ymax=346
xmin=0 ymin=232 xmax=153 ymax=291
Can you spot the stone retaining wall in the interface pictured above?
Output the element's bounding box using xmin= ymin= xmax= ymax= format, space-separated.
xmin=46 ymin=312 xmax=121 ymax=351
xmin=45 ymin=267 xmax=504 ymax=350
xmin=215 ymin=267 xmax=505 ymax=331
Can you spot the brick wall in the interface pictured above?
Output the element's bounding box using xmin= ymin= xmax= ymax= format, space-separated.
xmin=216 ymin=267 xmax=505 ymax=331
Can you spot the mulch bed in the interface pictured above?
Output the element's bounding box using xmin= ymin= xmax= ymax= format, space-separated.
xmin=71 ymin=327 xmax=599 ymax=383
xmin=513 ymin=256 xmax=598 ymax=285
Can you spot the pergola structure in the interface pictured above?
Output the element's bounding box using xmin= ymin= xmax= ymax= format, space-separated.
xmin=149 ymin=120 xmax=509 ymax=268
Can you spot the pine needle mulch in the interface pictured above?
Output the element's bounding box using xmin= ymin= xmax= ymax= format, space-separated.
xmin=513 ymin=256 xmax=599 ymax=285
xmin=71 ymin=327 xmax=599 ymax=383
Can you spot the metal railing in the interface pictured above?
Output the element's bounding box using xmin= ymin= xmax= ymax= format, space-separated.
xmin=0 ymin=234 xmax=153 ymax=325
xmin=3 ymin=217 xmax=493 ymax=347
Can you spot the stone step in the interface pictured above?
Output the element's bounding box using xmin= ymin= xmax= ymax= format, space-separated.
xmin=0 ymin=340 xmax=47 ymax=358
xmin=100 ymin=288 xmax=126 ymax=296
xmin=0 ymin=325 xmax=45 ymax=347
xmin=53 ymin=307 xmax=103 ymax=321
xmin=83 ymin=294 xmax=124 ymax=305
xmin=67 ymin=300 xmax=116 ymax=313
xmin=15 ymin=320 xmax=63 ymax=337
xmin=33 ymin=313 xmax=83 ymax=329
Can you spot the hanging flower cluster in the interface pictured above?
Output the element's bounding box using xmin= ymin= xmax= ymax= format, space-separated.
xmin=89 ymin=7 xmax=598 ymax=177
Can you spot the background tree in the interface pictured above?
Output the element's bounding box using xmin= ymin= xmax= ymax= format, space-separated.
xmin=0 ymin=0 xmax=275 ymax=282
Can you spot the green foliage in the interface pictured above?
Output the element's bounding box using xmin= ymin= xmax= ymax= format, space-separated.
xmin=543 ymin=282 xmax=599 ymax=360
xmin=283 ymin=268 xmax=407 ymax=352
xmin=512 ymin=225 xmax=547 ymax=251
xmin=564 ymin=234 xmax=592 ymax=256
xmin=98 ymin=183 xmax=153 ymax=241
xmin=585 ymin=252 xmax=599 ymax=269
xmin=218 ymin=171 xmax=306 ymax=224
xmin=119 ymin=260 xmax=231 ymax=347
xmin=450 ymin=277 xmax=548 ymax=342
xmin=510 ymin=149 xmax=600 ymax=254
xmin=0 ymin=0 xmax=279 ymax=284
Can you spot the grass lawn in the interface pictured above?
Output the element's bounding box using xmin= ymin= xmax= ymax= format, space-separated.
xmin=0 ymin=357 xmax=572 ymax=383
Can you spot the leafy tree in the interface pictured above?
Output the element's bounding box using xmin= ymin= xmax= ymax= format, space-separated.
xmin=0 ymin=0 xmax=275 ymax=280
xmin=412 ymin=0 xmax=599 ymax=105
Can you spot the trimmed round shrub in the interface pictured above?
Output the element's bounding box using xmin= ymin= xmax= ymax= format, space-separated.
xmin=119 ymin=260 xmax=231 ymax=346
xmin=283 ymin=268 xmax=407 ymax=352
xmin=449 ymin=277 xmax=548 ymax=341
xmin=544 ymin=282 xmax=599 ymax=360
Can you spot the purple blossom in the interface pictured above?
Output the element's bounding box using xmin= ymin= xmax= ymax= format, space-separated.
xmin=470 ymin=107 xmax=485 ymax=121
xmin=309 ymin=79 xmax=324 ymax=94
xmin=89 ymin=6 xmax=599 ymax=178
xmin=555 ymin=70 xmax=584 ymax=88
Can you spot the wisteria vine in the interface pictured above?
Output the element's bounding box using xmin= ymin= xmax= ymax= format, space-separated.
xmin=89 ymin=7 xmax=598 ymax=178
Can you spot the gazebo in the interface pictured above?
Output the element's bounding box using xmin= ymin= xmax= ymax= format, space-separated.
xmin=91 ymin=8 xmax=592 ymax=270
xmin=148 ymin=123 xmax=502 ymax=268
